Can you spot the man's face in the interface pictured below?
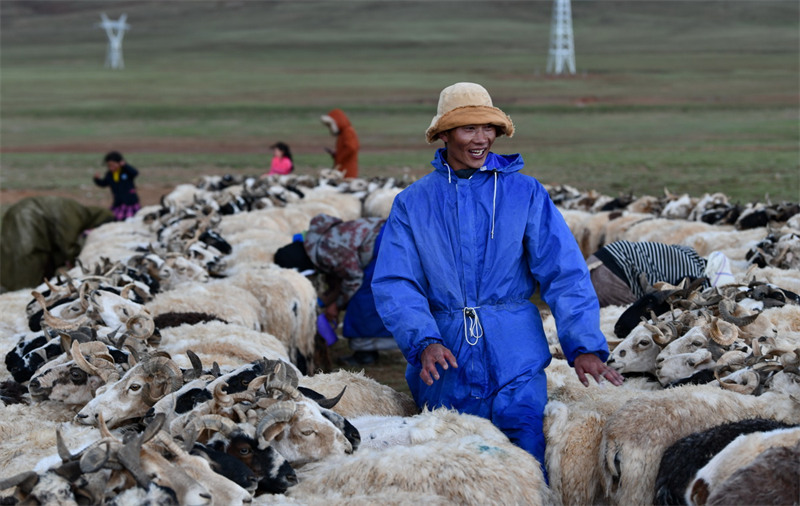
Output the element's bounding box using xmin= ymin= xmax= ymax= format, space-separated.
xmin=439 ymin=124 xmax=496 ymax=171
xmin=106 ymin=160 xmax=121 ymax=171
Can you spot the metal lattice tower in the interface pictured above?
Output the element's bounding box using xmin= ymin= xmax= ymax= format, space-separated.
xmin=546 ymin=0 xmax=576 ymax=75
xmin=97 ymin=13 xmax=130 ymax=69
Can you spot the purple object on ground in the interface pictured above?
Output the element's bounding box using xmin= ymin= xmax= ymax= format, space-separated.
xmin=317 ymin=314 xmax=338 ymax=346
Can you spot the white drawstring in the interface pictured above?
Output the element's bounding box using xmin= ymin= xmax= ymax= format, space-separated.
xmin=491 ymin=171 xmax=497 ymax=239
xmin=463 ymin=307 xmax=483 ymax=346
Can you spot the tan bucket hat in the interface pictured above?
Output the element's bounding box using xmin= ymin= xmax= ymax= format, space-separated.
xmin=426 ymin=82 xmax=514 ymax=144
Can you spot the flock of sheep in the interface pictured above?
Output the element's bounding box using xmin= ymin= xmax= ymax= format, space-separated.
xmin=0 ymin=168 xmax=798 ymax=505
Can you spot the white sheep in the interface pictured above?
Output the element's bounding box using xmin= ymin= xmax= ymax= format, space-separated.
xmin=159 ymin=320 xmax=295 ymax=372
xmin=599 ymin=384 xmax=800 ymax=506
xmin=225 ymin=265 xmax=317 ymax=374
xmin=298 ymin=369 xmax=418 ymax=418
xmin=288 ymin=408 xmax=556 ymax=505
xmin=145 ymin=280 xmax=264 ymax=331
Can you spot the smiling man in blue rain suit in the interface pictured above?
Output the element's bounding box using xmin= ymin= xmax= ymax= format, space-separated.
xmin=372 ymin=82 xmax=624 ymax=478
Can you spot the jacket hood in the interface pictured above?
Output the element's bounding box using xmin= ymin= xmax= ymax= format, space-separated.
xmin=431 ymin=148 xmax=524 ymax=178
xmin=327 ymin=109 xmax=352 ymax=130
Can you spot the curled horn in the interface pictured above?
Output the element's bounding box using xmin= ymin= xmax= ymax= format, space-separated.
xmin=257 ymin=400 xmax=297 ymax=447
xmin=708 ymin=317 xmax=738 ymax=346
xmin=718 ymin=299 xmax=760 ymax=327
xmin=32 ymin=290 xmax=92 ymax=331
xmin=716 ymin=369 xmax=760 ymax=395
xmin=70 ymin=341 xmax=120 ymax=383
xmin=120 ymin=283 xmax=135 ymax=301
xmin=140 ymin=357 xmax=184 ymax=406
xmin=644 ymin=323 xmax=670 ymax=346
xmin=187 ymin=414 xmax=238 ymax=444
xmin=125 ymin=313 xmax=155 ymax=340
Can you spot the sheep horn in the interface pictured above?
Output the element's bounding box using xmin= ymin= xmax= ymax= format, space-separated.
xmin=718 ymin=299 xmax=760 ymax=327
xmin=213 ymin=381 xmax=233 ymax=407
xmin=80 ymin=441 xmax=112 ymax=474
xmin=125 ymin=313 xmax=155 ymax=340
xmin=56 ymin=427 xmax=76 ymax=463
xmin=314 ymin=386 xmax=347 ymax=410
xmin=120 ymin=283 xmax=134 ymax=301
xmin=140 ymin=357 xmax=184 ymax=406
xmin=33 ymin=290 xmax=92 ymax=331
xmin=71 ymin=340 xmax=101 ymax=377
xmin=708 ymin=317 xmax=738 ymax=346
xmin=644 ymin=323 xmax=670 ymax=346
xmin=187 ymin=414 xmax=238 ymax=441
xmin=183 ymin=350 xmax=204 ymax=381
xmin=0 ymin=470 xmax=39 ymax=492
xmin=257 ymin=400 xmax=297 ymax=447
xmin=71 ymin=341 xmax=119 ymax=384
xmin=717 ymin=369 xmax=759 ymax=395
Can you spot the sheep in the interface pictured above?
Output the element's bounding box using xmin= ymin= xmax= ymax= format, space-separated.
xmin=606 ymin=323 xmax=661 ymax=377
xmin=686 ymin=426 xmax=800 ymax=505
xmin=0 ymin=289 xmax=34 ymax=338
xmin=287 ymin=408 xmax=556 ymax=506
xmin=198 ymin=421 xmax=298 ymax=495
xmin=0 ymin=402 xmax=101 ymax=478
xmin=224 ymin=266 xmax=317 ymax=374
xmin=159 ymin=320 xmax=294 ymax=372
xmin=144 ymin=431 xmax=254 ymax=505
xmin=541 ymin=358 xmax=662 ymax=505
xmin=75 ymin=355 xmax=184 ymax=429
xmin=653 ymin=418 xmax=795 ymax=505
xmin=28 ymin=340 xmax=125 ymax=406
xmin=704 ymin=439 xmax=800 ymax=506
xmin=145 ymin=280 xmax=264 ymax=331
xmin=362 ymin=187 xmax=402 ymax=219
xmin=300 ymin=187 xmax=362 ymax=222
xmin=298 ymin=369 xmax=418 ymax=418
xmin=598 ymin=384 xmax=800 ymax=506
xmin=655 ymin=348 xmax=716 ymax=386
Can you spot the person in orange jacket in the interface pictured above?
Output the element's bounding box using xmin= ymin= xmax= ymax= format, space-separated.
xmin=321 ymin=109 xmax=359 ymax=178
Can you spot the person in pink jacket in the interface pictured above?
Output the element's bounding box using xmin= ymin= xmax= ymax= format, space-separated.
xmin=266 ymin=142 xmax=294 ymax=176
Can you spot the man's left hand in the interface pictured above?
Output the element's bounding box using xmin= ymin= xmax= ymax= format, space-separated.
xmin=574 ymin=353 xmax=624 ymax=387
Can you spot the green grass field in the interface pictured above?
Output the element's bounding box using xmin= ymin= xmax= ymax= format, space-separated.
xmin=1 ymin=0 xmax=798 ymax=205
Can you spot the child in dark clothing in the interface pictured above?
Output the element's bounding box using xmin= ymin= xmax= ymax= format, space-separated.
xmin=93 ymin=151 xmax=141 ymax=220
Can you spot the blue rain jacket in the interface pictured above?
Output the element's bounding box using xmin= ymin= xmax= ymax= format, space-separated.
xmin=372 ymin=148 xmax=609 ymax=409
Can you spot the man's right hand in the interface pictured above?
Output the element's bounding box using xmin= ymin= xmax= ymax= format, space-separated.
xmin=419 ymin=343 xmax=458 ymax=386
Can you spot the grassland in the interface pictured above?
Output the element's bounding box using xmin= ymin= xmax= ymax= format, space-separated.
xmin=1 ymin=0 xmax=798 ymax=209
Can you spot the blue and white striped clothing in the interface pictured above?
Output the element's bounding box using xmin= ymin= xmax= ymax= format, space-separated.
xmin=593 ymin=241 xmax=707 ymax=298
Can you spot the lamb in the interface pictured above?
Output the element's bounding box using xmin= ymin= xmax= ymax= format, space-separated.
xmin=598 ymin=384 xmax=800 ymax=506
xmin=653 ymin=418 xmax=795 ymax=505
xmin=686 ymin=426 xmax=800 ymax=505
